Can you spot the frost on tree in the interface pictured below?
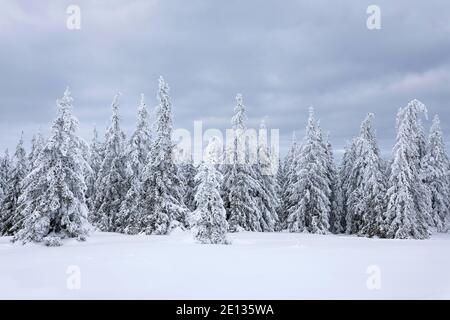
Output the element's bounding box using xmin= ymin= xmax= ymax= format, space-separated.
xmin=91 ymin=93 xmax=130 ymax=232
xmin=116 ymin=94 xmax=153 ymax=234
xmin=285 ymin=107 xmax=330 ymax=234
xmin=132 ymin=77 xmax=188 ymax=235
xmin=421 ymin=115 xmax=450 ymax=232
xmin=222 ymin=94 xmax=270 ymax=232
xmin=0 ymin=134 xmax=29 ymax=236
xmin=346 ymin=114 xmax=387 ymax=237
xmin=381 ymin=100 xmax=431 ymax=239
xmin=192 ymin=136 xmax=230 ymax=244
xmin=0 ymin=149 xmax=12 ymax=202
xmin=13 ymin=88 xmax=90 ymax=246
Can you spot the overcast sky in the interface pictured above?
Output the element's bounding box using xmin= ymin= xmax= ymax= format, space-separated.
xmin=1 ymin=0 xmax=450 ymax=157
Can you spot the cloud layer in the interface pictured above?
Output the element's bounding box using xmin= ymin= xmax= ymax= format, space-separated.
xmin=1 ymin=0 xmax=450 ymax=157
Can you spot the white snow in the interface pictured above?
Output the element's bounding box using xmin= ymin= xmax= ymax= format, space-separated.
xmin=1 ymin=231 xmax=449 ymax=299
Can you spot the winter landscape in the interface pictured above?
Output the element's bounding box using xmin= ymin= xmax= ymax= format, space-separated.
xmin=1 ymin=1 xmax=450 ymax=300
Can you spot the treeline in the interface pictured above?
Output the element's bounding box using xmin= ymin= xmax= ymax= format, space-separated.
xmin=0 ymin=77 xmax=448 ymax=246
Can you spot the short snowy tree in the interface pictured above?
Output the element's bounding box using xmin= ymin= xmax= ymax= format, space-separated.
xmin=131 ymin=77 xmax=188 ymax=235
xmin=0 ymin=134 xmax=29 ymax=236
xmin=286 ymin=107 xmax=331 ymax=234
xmin=192 ymin=136 xmax=230 ymax=244
xmin=421 ymin=115 xmax=450 ymax=232
xmin=13 ymin=88 xmax=90 ymax=245
xmin=91 ymin=93 xmax=130 ymax=232
xmin=346 ymin=114 xmax=387 ymax=237
xmin=381 ymin=100 xmax=431 ymax=239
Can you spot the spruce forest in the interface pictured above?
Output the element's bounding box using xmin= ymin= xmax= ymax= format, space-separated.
xmin=0 ymin=77 xmax=449 ymax=246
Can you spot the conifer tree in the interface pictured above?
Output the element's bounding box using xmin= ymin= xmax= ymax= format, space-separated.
xmin=192 ymin=136 xmax=230 ymax=244
xmin=255 ymin=119 xmax=279 ymax=231
xmin=347 ymin=114 xmax=387 ymax=237
xmin=0 ymin=134 xmax=29 ymax=236
xmin=86 ymin=126 xmax=103 ymax=212
xmin=13 ymin=88 xmax=90 ymax=245
xmin=421 ymin=115 xmax=450 ymax=232
xmin=0 ymin=149 xmax=12 ymax=202
xmin=28 ymin=130 xmax=44 ymax=170
xmin=91 ymin=93 xmax=130 ymax=232
xmin=222 ymin=94 xmax=263 ymax=232
xmin=116 ymin=94 xmax=153 ymax=233
xmin=381 ymin=100 xmax=431 ymax=239
xmin=131 ymin=77 xmax=188 ymax=235
xmin=286 ymin=107 xmax=331 ymax=234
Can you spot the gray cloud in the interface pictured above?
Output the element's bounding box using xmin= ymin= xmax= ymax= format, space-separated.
xmin=1 ymin=0 xmax=450 ymax=157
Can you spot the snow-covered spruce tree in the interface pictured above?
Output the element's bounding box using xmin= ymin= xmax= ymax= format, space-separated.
xmin=178 ymin=154 xmax=197 ymax=212
xmin=322 ymin=132 xmax=344 ymax=234
xmin=346 ymin=114 xmax=387 ymax=237
xmin=28 ymin=130 xmax=44 ymax=170
xmin=0 ymin=134 xmax=29 ymax=236
xmin=338 ymin=139 xmax=357 ymax=232
xmin=421 ymin=115 xmax=450 ymax=232
xmin=115 ymin=94 xmax=153 ymax=234
xmin=222 ymin=94 xmax=264 ymax=232
xmin=192 ymin=136 xmax=230 ymax=244
xmin=254 ymin=119 xmax=279 ymax=232
xmin=278 ymin=131 xmax=298 ymax=229
xmin=0 ymin=149 xmax=12 ymax=202
xmin=13 ymin=88 xmax=90 ymax=245
xmin=131 ymin=77 xmax=188 ymax=235
xmin=345 ymin=114 xmax=382 ymax=234
xmin=381 ymin=100 xmax=431 ymax=239
xmin=85 ymin=126 xmax=103 ymax=212
xmin=286 ymin=107 xmax=331 ymax=234
xmin=91 ymin=93 xmax=130 ymax=232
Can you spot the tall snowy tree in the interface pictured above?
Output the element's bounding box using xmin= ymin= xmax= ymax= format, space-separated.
xmin=13 ymin=88 xmax=90 ymax=245
xmin=116 ymin=94 xmax=153 ymax=234
xmin=0 ymin=149 xmax=12 ymax=202
xmin=254 ymin=119 xmax=279 ymax=231
xmin=0 ymin=134 xmax=29 ymax=236
xmin=381 ymin=100 xmax=431 ymax=239
xmin=322 ymin=132 xmax=343 ymax=234
xmin=192 ymin=136 xmax=230 ymax=244
xmin=338 ymin=139 xmax=357 ymax=232
xmin=127 ymin=94 xmax=152 ymax=179
xmin=222 ymin=94 xmax=264 ymax=232
xmin=286 ymin=107 xmax=331 ymax=234
xmin=129 ymin=77 xmax=188 ymax=235
xmin=91 ymin=93 xmax=130 ymax=232
xmin=346 ymin=114 xmax=387 ymax=237
xmin=421 ymin=115 xmax=450 ymax=232
xmin=86 ymin=126 xmax=103 ymax=212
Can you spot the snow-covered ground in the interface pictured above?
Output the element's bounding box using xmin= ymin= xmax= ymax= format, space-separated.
xmin=0 ymin=231 xmax=449 ymax=299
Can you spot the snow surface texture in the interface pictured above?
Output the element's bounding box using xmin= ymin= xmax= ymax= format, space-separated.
xmin=1 ymin=231 xmax=449 ymax=299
